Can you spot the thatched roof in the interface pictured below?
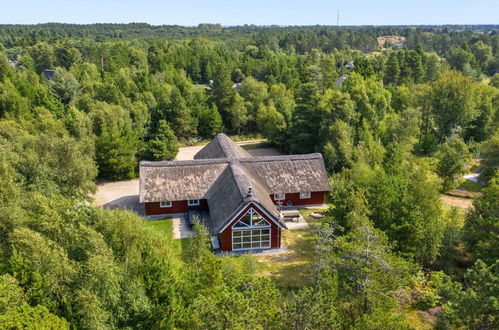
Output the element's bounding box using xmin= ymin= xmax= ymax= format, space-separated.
xmin=239 ymin=154 xmax=330 ymax=194
xmin=203 ymin=161 xmax=281 ymax=234
xmin=194 ymin=133 xmax=251 ymax=159
xmin=140 ymin=134 xmax=329 ymax=234
xmin=140 ymin=159 xmax=228 ymax=202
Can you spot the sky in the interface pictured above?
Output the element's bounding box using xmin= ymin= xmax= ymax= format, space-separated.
xmin=1 ymin=0 xmax=498 ymax=26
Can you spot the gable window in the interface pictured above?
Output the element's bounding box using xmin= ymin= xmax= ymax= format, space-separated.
xmin=160 ymin=201 xmax=172 ymax=208
xmin=188 ymin=199 xmax=200 ymax=206
xmin=232 ymin=208 xmax=271 ymax=250
xmin=300 ymin=192 xmax=311 ymax=199
xmin=274 ymin=193 xmax=285 ymax=201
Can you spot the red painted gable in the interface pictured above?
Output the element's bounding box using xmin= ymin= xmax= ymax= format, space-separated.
xmin=219 ymin=202 xmax=281 ymax=251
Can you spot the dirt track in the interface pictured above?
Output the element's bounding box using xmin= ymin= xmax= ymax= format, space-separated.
xmin=439 ymin=194 xmax=473 ymax=209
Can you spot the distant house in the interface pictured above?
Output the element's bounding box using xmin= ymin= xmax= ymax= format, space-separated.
xmin=139 ymin=134 xmax=330 ymax=252
xmin=43 ymin=69 xmax=56 ymax=80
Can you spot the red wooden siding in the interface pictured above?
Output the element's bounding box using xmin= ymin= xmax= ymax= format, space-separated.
xmin=145 ymin=199 xmax=208 ymax=215
xmin=219 ymin=203 xmax=281 ymax=252
xmin=270 ymin=191 xmax=325 ymax=206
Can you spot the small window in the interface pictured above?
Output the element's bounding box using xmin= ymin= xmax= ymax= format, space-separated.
xmin=188 ymin=199 xmax=200 ymax=206
xmin=300 ymin=192 xmax=311 ymax=199
xmin=274 ymin=193 xmax=285 ymax=201
xmin=160 ymin=201 xmax=172 ymax=208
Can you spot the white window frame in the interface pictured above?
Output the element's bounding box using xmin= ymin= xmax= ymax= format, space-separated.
xmin=187 ymin=199 xmax=200 ymax=206
xmin=274 ymin=193 xmax=285 ymax=201
xmin=232 ymin=228 xmax=271 ymax=251
xmin=160 ymin=201 xmax=172 ymax=208
xmin=300 ymin=191 xmax=311 ymax=199
xmin=232 ymin=208 xmax=272 ymax=251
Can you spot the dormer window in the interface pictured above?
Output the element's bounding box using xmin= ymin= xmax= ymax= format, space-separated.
xmin=300 ymin=192 xmax=311 ymax=199
xmin=188 ymin=199 xmax=200 ymax=206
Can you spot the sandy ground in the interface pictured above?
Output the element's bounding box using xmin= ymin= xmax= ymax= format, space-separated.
xmin=439 ymin=194 xmax=473 ymax=209
xmin=93 ymin=142 xmax=283 ymax=216
xmin=174 ymin=142 xmax=282 ymax=160
xmin=94 ymin=179 xmax=142 ymax=212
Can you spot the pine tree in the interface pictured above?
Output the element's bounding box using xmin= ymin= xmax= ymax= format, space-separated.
xmin=147 ymin=120 xmax=179 ymax=161
xmin=212 ymin=63 xmax=235 ymax=123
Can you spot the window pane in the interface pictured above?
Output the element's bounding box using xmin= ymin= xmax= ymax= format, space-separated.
xmin=243 ymin=243 xmax=251 ymax=248
xmin=262 ymin=235 xmax=270 ymax=241
xmin=252 ymin=213 xmax=262 ymax=221
xmin=243 ymin=236 xmax=251 ymax=242
xmin=252 ymin=230 xmax=261 ymax=236
xmin=233 ymin=237 xmax=241 ymax=243
xmin=234 ymin=214 xmax=251 ymax=227
xmin=252 ymin=242 xmax=260 ymax=248
xmin=254 ymin=219 xmax=270 ymax=227
xmin=233 ymin=243 xmax=242 ymax=249
xmin=233 ymin=231 xmax=241 ymax=237
xmin=262 ymin=229 xmax=270 ymax=235
xmin=300 ymin=192 xmax=311 ymax=199
xmin=261 ymin=241 xmax=270 ymax=247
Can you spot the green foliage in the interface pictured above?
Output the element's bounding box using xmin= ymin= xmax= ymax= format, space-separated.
xmin=479 ymin=130 xmax=499 ymax=182
xmin=92 ymin=102 xmax=139 ymax=179
xmin=430 ymin=71 xmax=480 ymax=140
xmin=146 ymin=120 xmax=178 ymax=161
xmin=0 ymin=23 xmax=498 ymax=328
xmin=435 ymin=135 xmax=471 ymax=191
xmin=442 ymin=260 xmax=498 ymax=329
xmin=464 ymin=173 xmax=499 ymax=264
xmin=197 ymin=104 xmax=224 ymax=138
xmin=48 ymin=68 xmax=80 ymax=107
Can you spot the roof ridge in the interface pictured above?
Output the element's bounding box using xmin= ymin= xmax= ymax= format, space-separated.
xmin=216 ymin=134 xmax=237 ymax=158
xmin=140 ymin=152 xmax=323 ymax=168
xmin=140 ymin=158 xmax=229 ymax=167
xmin=228 ymin=160 xmax=252 ymax=201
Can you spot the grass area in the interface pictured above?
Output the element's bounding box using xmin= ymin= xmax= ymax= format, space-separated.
xmin=404 ymin=309 xmax=435 ymax=330
xmin=256 ymin=209 xmax=325 ymax=291
xmin=143 ymin=219 xmax=190 ymax=258
xmin=458 ymin=179 xmax=484 ymax=193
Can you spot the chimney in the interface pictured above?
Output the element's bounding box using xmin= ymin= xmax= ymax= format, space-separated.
xmin=248 ymin=186 xmax=253 ymax=197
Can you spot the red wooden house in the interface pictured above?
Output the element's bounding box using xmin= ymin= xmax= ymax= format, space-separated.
xmin=139 ymin=134 xmax=329 ymax=252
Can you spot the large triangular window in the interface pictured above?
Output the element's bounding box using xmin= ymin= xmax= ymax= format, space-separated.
xmin=233 ymin=208 xmax=270 ymax=228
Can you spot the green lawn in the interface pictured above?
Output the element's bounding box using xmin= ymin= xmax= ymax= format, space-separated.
xmin=458 ymin=179 xmax=484 ymax=193
xmin=143 ymin=219 xmax=190 ymax=258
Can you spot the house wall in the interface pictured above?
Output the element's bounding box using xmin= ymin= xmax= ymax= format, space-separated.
xmin=219 ymin=203 xmax=281 ymax=252
xmin=144 ymin=199 xmax=209 ymax=215
xmin=270 ymin=191 xmax=325 ymax=206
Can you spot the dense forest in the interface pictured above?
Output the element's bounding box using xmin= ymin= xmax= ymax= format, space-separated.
xmin=0 ymin=24 xmax=498 ymax=328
